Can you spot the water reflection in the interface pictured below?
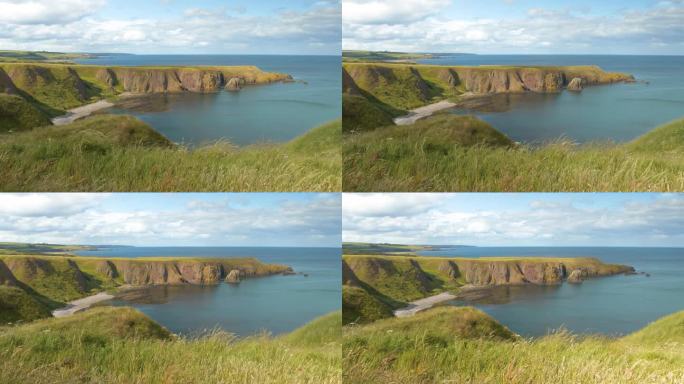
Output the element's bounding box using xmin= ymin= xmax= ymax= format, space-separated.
xmin=112 ymin=284 xmax=219 ymax=305
xmin=449 ymin=284 xmax=562 ymax=306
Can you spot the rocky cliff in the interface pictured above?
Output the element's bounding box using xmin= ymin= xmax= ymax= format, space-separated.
xmin=342 ymin=63 xmax=635 ymax=111
xmin=342 ymin=255 xmax=634 ymax=303
xmin=0 ymin=255 xmax=293 ymax=303
xmin=0 ymin=63 xmax=292 ymax=113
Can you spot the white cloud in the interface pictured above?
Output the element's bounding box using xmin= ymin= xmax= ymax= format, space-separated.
xmin=343 ymin=1 xmax=684 ymax=54
xmin=343 ymin=194 xmax=684 ymax=246
xmin=0 ymin=0 xmax=106 ymax=25
xmin=0 ymin=194 xmax=341 ymax=246
xmin=0 ymin=193 xmax=106 ymax=217
xmin=0 ymin=1 xmax=341 ymax=54
xmin=343 ymin=0 xmax=450 ymax=25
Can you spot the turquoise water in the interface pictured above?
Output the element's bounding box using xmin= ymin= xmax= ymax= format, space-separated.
xmin=417 ymin=247 xmax=684 ymax=337
xmin=75 ymin=246 xmax=341 ymax=337
xmin=416 ymin=55 xmax=684 ymax=143
xmin=75 ymin=55 xmax=340 ymax=146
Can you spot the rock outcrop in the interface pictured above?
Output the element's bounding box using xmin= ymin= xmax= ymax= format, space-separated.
xmin=0 ymin=63 xmax=292 ymax=111
xmin=567 ymin=77 xmax=583 ymax=92
xmin=567 ymin=269 xmax=584 ymax=284
xmin=0 ymin=255 xmax=293 ymax=303
xmin=225 ymin=77 xmax=244 ymax=91
xmin=343 ymin=255 xmax=634 ymax=295
xmin=343 ymin=62 xmax=635 ymax=110
xmin=225 ymin=269 xmax=241 ymax=284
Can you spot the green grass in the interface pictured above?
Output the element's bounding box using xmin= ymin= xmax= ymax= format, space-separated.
xmin=0 ymin=307 xmax=341 ymax=384
xmin=342 ymin=285 xmax=394 ymax=325
xmin=342 ymin=50 xmax=433 ymax=63
xmin=342 ymin=94 xmax=394 ymax=132
xmin=0 ymin=286 xmax=52 ymax=324
xmin=0 ymin=114 xmax=341 ymax=191
xmin=0 ymin=94 xmax=51 ymax=132
xmin=343 ymin=114 xmax=684 ymax=191
xmin=344 ymin=306 xmax=684 ymax=384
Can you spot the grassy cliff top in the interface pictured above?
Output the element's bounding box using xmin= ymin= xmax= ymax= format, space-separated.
xmin=0 ymin=307 xmax=342 ymax=383
xmin=343 ymin=114 xmax=684 ymax=191
xmin=0 ymin=61 xmax=278 ymax=72
xmin=343 ymin=253 xmax=616 ymax=264
xmin=343 ymin=306 xmax=684 ymax=383
xmin=0 ymin=114 xmax=341 ymax=191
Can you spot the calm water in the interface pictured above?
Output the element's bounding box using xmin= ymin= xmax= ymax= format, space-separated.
xmin=417 ymin=246 xmax=684 ymax=337
xmin=416 ymin=55 xmax=684 ymax=143
xmin=76 ymin=246 xmax=341 ymax=336
xmin=74 ymin=55 xmax=340 ymax=146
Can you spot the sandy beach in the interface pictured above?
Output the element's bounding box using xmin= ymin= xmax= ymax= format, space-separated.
xmin=51 ymin=292 xmax=115 ymax=317
xmin=393 ymin=100 xmax=458 ymax=125
xmin=51 ymin=99 xmax=115 ymax=125
xmin=393 ymin=292 xmax=457 ymax=317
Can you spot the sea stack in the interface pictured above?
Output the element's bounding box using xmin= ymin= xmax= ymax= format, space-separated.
xmin=225 ymin=77 xmax=244 ymax=91
xmin=567 ymin=269 xmax=584 ymax=284
xmin=225 ymin=269 xmax=241 ymax=284
xmin=567 ymin=77 xmax=584 ymax=92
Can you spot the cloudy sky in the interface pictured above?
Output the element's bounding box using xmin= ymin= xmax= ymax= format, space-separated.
xmin=343 ymin=193 xmax=684 ymax=247
xmin=343 ymin=0 xmax=684 ymax=54
xmin=0 ymin=193 xmax=341 ymax=247
xmin=0 ymin=0 xmax=340 ymax=54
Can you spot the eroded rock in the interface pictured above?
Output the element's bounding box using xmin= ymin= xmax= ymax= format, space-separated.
xmin=567 ymin=77 xmax=584 ymax=92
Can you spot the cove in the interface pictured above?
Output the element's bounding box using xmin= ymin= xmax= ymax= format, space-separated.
xmin=417 ymin=55 xmax=684 ymax=143
xmin=75 ymin=55 xmax=341 ymax=146
xmin=76 ymin=246 xmax=341 ymax=336
xmin=417 ymin=246 xmax=684 ymax=337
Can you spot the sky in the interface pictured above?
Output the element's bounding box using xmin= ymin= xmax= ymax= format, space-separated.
xmin=0 ymin=0 xmax=341 ymax=55
xmin=343 ymin=193 xmax=684 ymax=247
xmin=343 ymin=0 xmax=684 ymax=54
xmin=0 ymin=193 xmax=341 ymax=247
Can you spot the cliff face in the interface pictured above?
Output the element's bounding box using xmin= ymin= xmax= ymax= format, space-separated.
xmin=342 ymin=63 xmax=635 ymax=111
xmin=343 ymin=255 xmax=634 ymax=303
xmin=0 ymin=255 xmax=293 ymax=303
xmin=0 ymin=63 xmax=292 ymax=113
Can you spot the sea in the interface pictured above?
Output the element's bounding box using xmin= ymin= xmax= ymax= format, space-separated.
xmin=416 ymin=246 xmax=684 ymax=337
xmin=74 ymin=55 xmax=341 ymax=146
xmin=75 ymin=246 xmax=341 ymax=337
xmin=416 ymin=55 xmax=684 ymax=144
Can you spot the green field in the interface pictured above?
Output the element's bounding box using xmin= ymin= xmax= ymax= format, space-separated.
xmin=344 ymin=306 xmax=684 ymax=384
xmin=0 ymin=306 xmax=341 ymax=384
xmin=342 ymin=50 xmax=434 ymax=63
xmin=343 ymin=114 xmax=684 ymax=191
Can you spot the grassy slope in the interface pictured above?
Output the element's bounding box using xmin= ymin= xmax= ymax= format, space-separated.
xmin=344 ymin=307 xmax=684 ymax=384
xmin=0 ymin=286 xmax=52 ymax=324
xmin=343 ymin=114 xmax=684 ymax=192
xmin=0 ymin=307 xmax=341 ymax=384
xmin=0 ymin=114 xmax=341 ymax=191
xmin=0 ymin=94 xmax=51 ymax=132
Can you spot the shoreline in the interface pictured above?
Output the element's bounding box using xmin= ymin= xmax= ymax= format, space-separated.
xmin=51 ymin=99 xmax=115 ymax=125
xmin=393 ymin=292 xmax=457 ymax=317
xmin=51 ymin=291 xmax=115 ymax=317
xmin=393 ymin=100 xmax=458 ymax=125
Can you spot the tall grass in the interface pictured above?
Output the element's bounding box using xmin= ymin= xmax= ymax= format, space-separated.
xmin=343 ymin=115 xmax=684 ymax=191
xmin=0 ymin=115 xmax=341 ymax=191
xmin=0 ymin=307 xmax=342 ymax=384
xmin=343 ymin=307 xmax=684 ymax=384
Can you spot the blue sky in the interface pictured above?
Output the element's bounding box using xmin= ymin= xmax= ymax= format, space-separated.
xmin=0 ymin=193 xmax=341 ymax=247
xmin=343 ymin=193 xmax=684 ymax=247
xmin=0 ymin=0 xmax=340 ymax=54
xmin=343 ymin=0 xmax=684 ymax=54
